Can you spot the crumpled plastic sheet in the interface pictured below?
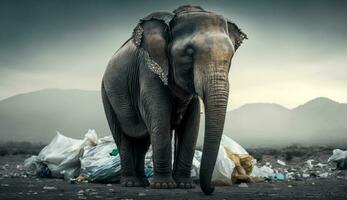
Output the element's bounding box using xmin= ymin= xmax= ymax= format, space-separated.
xmin=80 ymin=141 xmax=121 ymax=183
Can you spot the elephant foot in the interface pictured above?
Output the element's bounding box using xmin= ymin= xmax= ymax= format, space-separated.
xmin=150 ymin=176 xmax=177 ymax=189
xmin=174 ymin=177 xmax=195 ymax=189
xmin=121 ymin=176 xmax=149 ymax=187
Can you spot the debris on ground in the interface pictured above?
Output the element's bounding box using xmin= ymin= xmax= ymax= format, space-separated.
xmin=20 ymin=130 xmax=347 ymax=187
xmin=328 ymin=149 xmax=347 ymax=170
xmin=238 ymin=183 xmax=248 ymax=188
xmin=43 ymin=186 xmax=57 ymax=190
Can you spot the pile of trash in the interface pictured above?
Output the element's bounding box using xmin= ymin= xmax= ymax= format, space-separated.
xmin=249 ymin=148 xmax=347 ymax=182
xmin=24 ymin=130 xmax=347 ymax=184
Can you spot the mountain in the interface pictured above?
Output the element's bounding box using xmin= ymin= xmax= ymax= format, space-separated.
xmin=198 ymin=98 xmax=347 ymax=147
xmin=222 ymin=97 xmax=347 ymax=147
xmin=0 ymin=89 xmax=110 ymax=143
xmin=0 ymin=89 xmax=346 ymax=147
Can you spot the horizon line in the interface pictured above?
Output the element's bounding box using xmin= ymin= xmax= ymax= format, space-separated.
xmin=1 ymin=88 xmax=345 ymax=111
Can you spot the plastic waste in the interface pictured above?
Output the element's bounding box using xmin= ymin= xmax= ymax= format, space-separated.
xmin=36 ymin=165 xmax=52 ymax=178
xmin=306 ymin=159 xmax=314 ymax=169
xmin=251 ymin=165 xmax=275 ymax=179
xmin=238 ymin=182 xmax=248 ymax=188
xmin=211 ymin=135 xmax=252 ymax=184
xmin=274 ymin=172 xmax=285 ymax=180
xmin=328 ymin=149 xmax=347 ymax=162
xmin=211 ymin=145 xmax=235 ymax=185
xmin=277 ymin=160 xmax=286 ymax=166
xmin=319 ymin=172 xmax=329 ymax=178
xmin=24 ymin=129 xmax=98 ymax=180
xmin=328 ymin=149 xmax=347 ymax=170
xmin=145 ymin=167 xmax=154 ymax=177
xmin=80 ymin=139 xmax=121 ymax=183
xmin=220 ymin=134 xmax=249 ymax=155
xmin=191 ymin=150 xmax=202 ymax=179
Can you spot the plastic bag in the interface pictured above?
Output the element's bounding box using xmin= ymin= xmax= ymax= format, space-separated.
xmin=211 ymin=145 xmax=235 ymax=185
xmin=220 ymin=134 xmax=248 ymax=155
xmin=328 ymin=149 xmax=347 ymax=162
xmin=191 ymin=150 xmax=202 ymax=179
xmin=251 ymin=165 xmax=275 ymax=178
xmin=24 ymin=129 xmax=98 ymax=180
xmin=80 ymin=137 xmax=121 ymax=183
xmin=328 ymin=149 xmax=347 ymax=170
xmin=211 ymin=135 xmax=252 ymax=184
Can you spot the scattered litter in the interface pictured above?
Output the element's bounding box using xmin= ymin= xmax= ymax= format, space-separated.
xmin=1 ymin=184 xmax=9 ymax=187
xmin=252 ymin=165 xmax=274 ymax=179
xmin=20 ymin=130 xmax=346 ymax=187
xmin=277 ymin=160 xmax=286 ymax=166
xmin=274 ymin=173 xmax=285 ymax=181
xmin=238 ymin=183 xmax=248 ymax=188
xmin=328 ymin=149 xmax=347 ymax=170
xmin=43 ymin=186 xmax=57 ymax=190
xmin=316 ymin=163 xmax=327 ymax=168
xmin=303 ymin=173 xmax=310 ymax=178
xmin=306 ymin=159 xmax=314 ymax=169
xmin=138 ymin=192 xmax=146 ymax=196
xmin=319 ymin=172 xmax=329 ymax=178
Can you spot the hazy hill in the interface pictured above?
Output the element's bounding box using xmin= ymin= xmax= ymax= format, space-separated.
xmin=0 ymin=89 xmax=110 ymax=142
xmin=198 ymin=98 xmax=347 ymax=147
xmin=0 ymin=89 xmax=346 ymax=147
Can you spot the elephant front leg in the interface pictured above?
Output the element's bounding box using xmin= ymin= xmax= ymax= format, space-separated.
xmin=139 ymin=89 xmax=176 ymax=188
xmin=173 ymin=96 xmax=200 ymax=188
xmin=149 ymin=122 xmax=177 ymax=189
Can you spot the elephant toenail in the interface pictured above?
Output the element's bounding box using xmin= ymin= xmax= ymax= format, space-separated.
xmin=155 ymin=183 xmax=161 ymax=188
xmin=179 ymin=182 xmax=185 ymax=188
xmin=126 ymin=181 xmax=134 ymax=187
xmin=168 ymin=182 xmax=174 ymax=188
xmin=161 ymin=183 xmax=168 ymax=188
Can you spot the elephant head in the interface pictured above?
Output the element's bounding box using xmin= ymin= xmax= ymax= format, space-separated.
xmin=137 ymin=5 xmax=247 ymax=194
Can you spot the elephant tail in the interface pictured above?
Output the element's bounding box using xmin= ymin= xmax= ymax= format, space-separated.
xmin=101 ymin=81 xmax=121 ymax=146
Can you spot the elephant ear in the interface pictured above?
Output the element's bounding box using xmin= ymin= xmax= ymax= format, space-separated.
xmin=132 ymin=12 xmax=174 ymax=85
xmin=226 ymin=20 xmax=248 ymax=51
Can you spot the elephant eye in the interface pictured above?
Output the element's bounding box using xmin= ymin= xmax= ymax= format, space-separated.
xmin=185 ymin=46 xmax=194 ymax=56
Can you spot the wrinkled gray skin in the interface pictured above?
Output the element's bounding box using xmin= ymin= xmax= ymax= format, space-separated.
xmin=102 ymin=5 xmax=247 ymax=195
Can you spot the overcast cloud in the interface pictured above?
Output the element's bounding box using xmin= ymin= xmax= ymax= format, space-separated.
xmin=1 ymin=0 xmax=346 ymax=109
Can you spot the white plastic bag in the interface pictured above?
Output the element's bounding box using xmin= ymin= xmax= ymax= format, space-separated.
xmin=80 ymin=137 xmax=121 ymax=182
xmin=251 ymin=165 xmax=275 ymax=178
xmin=191 ymin=150 xmax=202 ymax=178
xmin=24 ymin=129 xmax=98 ymax=180
xmin=211 ymin=134 xmax=251 ymax=184
xmin=220 ymin=134 xmax=248 ymax=155
xmin=328 ymin=149 xmax=347 ymax=162
xmin=211 ymin=145 xmax=235 ymax=184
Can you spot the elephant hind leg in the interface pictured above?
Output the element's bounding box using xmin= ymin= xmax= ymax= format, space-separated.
xmin=133 ymin=136 xmax=151 ymax=186
xmin=119 ymin=134 xmax=150 ymax=187
xmin=102 ymin=82 xmax=147 ymax=187
xmin=101 ymin=81 xmax=121 ymax=146
xmin=119 ymin=134 xmax=145 ymax=187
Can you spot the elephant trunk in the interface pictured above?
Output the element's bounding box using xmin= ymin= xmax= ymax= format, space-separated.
xmin=199 ymin=71 xmax=229 ymax=195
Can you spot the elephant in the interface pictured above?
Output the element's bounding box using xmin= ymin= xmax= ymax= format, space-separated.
xmin=101 ymin=5 xmax=247 ymax=194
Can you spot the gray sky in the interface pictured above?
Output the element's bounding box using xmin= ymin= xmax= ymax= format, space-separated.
xmin=1 ymin=0 xmax=346 ymax=110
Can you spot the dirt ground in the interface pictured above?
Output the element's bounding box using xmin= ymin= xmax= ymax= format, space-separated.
xmin=1 ymin=155 xmax=347 ymax=200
